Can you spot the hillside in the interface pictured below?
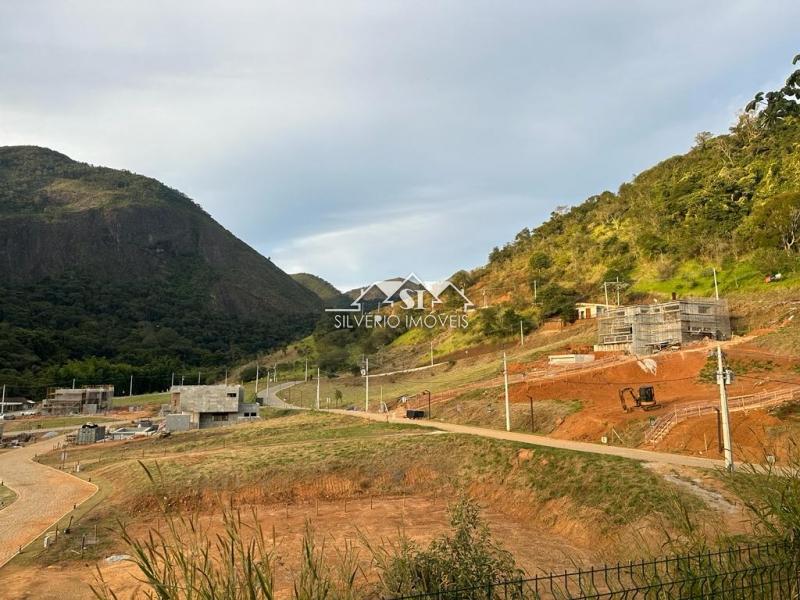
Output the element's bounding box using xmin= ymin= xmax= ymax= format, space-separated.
xmin=464 ymin=58 xmax=800 ymax=316
xmin=290 ymin=272 xmax=348 ymax=306
xmin=292 ymin=58 xmax=800 ymax=374
xmin=0 ymin=146 xmax=322 ymax=395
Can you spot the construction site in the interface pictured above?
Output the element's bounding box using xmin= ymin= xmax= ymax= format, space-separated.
xmin=41 ymin=385 xmax=115 ymax=416
xmin=594 ymin=297 xmax=731 ymax=355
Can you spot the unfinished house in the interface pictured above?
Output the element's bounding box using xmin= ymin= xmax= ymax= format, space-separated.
xmin=168 ymin=384 xmax=260 ymax=430
xmin=42 ymin=385 xmax=114 ymax=415
xmin=595 ymin=298 xmax=731 ymax=355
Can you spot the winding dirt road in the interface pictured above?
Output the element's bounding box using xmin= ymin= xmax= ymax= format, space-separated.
xmin=0 ymin=436 xmax=97 ymax=568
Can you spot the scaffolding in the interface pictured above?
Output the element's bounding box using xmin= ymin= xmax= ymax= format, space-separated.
xmin=596 ymin=298 xmax=731 ymax=355
xmin=42 ymin=385 xmax=115 ymax=415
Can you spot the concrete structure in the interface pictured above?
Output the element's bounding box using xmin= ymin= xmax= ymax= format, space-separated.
xmin=164 ymin=412 xmax=192 ymax=432
xmin=548 ymin=354 xmax=596 ymax=366
xmin=595 ymin=298 xmax=731 ymax=355
xmin=575 ymin=302 xmax=609 ymax=320
xmin=76 ymin=423 xmax=106 ymax=445
xmin=42 ymin=385 xmax=114 ymax=415
xmin=110 ymin=421 xmax=157 ymax=440
xmin=168 ymin=385 xmax=260 ymax=429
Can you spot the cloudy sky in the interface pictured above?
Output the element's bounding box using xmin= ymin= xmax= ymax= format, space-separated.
xmin=1 ymin=2 xmax=798 ymax=290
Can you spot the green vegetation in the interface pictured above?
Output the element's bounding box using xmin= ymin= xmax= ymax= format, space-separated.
xmin=91 ymin=495 xmax=521 ymax=600
xmin=431 ymin=388 xmax=582 ymax=435
xmin=0 ymin=146 xmax=321 ymax=399
xmin=291 ymin=272 xmax=348 ymax=306
xmin=474 ymin=57 xmax=800 ymax=312
xmin=0 ymin=483 xmax=16 ymax=508
xmin=112 ymin=391 xmax=171 ymax=408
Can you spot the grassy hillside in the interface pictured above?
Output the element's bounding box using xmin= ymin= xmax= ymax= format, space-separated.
xmin=469 ymin=59 xmax=800 ymax=312
xmin=0 ymin=146 xmax=322 ymax=397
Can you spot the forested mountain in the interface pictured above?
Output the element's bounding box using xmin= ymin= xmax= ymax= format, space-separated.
xmin=0 ymin=146 xmax=322 ymax=396
xmin=463 ymin=56 xmax=800 ymax=318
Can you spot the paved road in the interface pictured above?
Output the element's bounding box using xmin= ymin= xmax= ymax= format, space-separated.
xmin=258 ymin=381 xmax=302 ymax=409
xmin=323 ymin=408 xmax=725 ymax=470
xmin=0 ymin=436 xmax=97 ymax=568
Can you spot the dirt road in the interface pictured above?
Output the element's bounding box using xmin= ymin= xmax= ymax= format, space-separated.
xmin=0 ymin=436 xmax=97 ymax=568
xmin=325 ymin=408 xmax=726 ymax=470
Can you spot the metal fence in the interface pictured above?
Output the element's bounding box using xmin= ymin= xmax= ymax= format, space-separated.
xmin=389 ymin=540 xmax=799 ymax=599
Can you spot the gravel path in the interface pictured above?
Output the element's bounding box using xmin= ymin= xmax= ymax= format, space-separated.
xmin=0 ymin=436 xmax=97 ymax=568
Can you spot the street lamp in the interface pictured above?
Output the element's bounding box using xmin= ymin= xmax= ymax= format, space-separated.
xmin=422 ymin=389 xmax=431 ymax=419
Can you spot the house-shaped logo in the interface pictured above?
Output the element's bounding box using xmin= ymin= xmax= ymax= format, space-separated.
xmin=326 ymin=273 xmax=474 ymax=313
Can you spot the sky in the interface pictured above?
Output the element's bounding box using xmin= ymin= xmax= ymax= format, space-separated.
xmin=1 ymin=2 xmax=798 ymax=291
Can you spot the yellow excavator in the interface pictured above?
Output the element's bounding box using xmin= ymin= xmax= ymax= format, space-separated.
xmin=619 ymin=385 xmax=660 ymax=413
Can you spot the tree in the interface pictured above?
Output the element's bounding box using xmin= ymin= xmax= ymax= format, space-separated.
xmin=741 ymin=192 xmax=800 ymax=254
xmin=745 ymin=55 xmax=800 ymax=127
xmin=528 ymin=251 xmax=552 ymax=271
xmin=694 ymin=131 xmax=714 ymax=149
xmin=538 ymin=284 xmax=579 ymax=322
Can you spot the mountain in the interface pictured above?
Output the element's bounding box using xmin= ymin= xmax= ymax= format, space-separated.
xmin=0 ymin=146 xmax=322 ymax=394
xmin=291 ymin=273 xmax=344 ymax=303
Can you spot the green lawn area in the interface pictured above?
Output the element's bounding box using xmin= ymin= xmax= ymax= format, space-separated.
xmin=113 ymin=391 xmax=170 ymax=407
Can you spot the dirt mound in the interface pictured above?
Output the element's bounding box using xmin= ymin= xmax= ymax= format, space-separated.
xmin=657 ymin=410 xmax=789 ymax=463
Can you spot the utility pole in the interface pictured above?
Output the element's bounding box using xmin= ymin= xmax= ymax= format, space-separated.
xmin=716 ymin=345 xmax=734 ymax=471
xmin=254 ymin=361 xmax=260 ymax=400
xmin=503 ymin=353 xmax=511 ymax=432
xmin=274 ymin=364 xmax=278 ymax=383
xmin=519 ymin=321 xmax=524 ymax=346
xmin=181 ymin=375 xmax=185 ymax=386
xmin=316 ymin=367 xmax=320 ymax=410
xmin=224 ymin=369 xmax=228 ymax=385
xmin=1 ymin=384 xmax=5 ymax=416
xmin=603 ymin=282 xmax=609 ymax=307
xmin=72 ymin=378 xmax=76 ymax=390
xmin=171 ymin=372 xmax=174 ymax=388
xmin=713 ymin=268 xmax=720 ymax=300
xmin=129 ymin=375 xmax=133 ymax=397
xmin=197 ymin=372 xmax=201 ymax=385
xmin=364 ymin=358 xmax=369 ymax=412
xmin=616 ymin=276 xmax=621 ymax=305
xmin=533 ymin=279 xmax=538 ymax=302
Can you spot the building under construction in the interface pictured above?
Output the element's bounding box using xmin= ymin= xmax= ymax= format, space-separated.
xmin=595 ymin=298 xmax=731 ymax=355
xmin=42 ymin=385 xmax=115 ymax=415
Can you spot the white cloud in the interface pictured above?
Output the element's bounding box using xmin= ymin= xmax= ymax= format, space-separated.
xmin=1 ymin=0 xmax=799 ymax=286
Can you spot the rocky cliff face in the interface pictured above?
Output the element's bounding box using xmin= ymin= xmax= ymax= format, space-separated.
xmin=0 ymin=146 xmax=320 ymax=317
